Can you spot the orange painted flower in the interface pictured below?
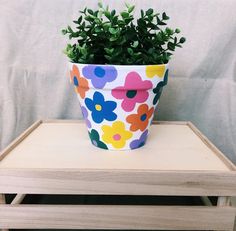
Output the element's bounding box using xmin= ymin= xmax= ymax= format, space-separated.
xmin=70 ymin=64 xmax=89 ymax=99
xmin=126 ymin=104 xmax=154 ymax=131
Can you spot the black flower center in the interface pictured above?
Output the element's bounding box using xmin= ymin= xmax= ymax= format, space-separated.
xmin=126 ymin=90 xmax=137 ymax=98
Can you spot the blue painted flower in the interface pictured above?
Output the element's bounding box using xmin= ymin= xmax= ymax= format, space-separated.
xmin=82 ymin=65 xmax=118 ymax=89
xmin=153 ymin=69 xmax=168 ymax=105
xmin=85 ymin=92 xmax=117 ymax=123
xmin=130 ymin=130 xmax=148 ymax=149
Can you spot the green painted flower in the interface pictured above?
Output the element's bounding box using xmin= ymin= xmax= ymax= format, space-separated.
xmin=89 ymin=129 xmax=108 ymax=149
xmin=153 ymin=69 xmax=168 ymax=105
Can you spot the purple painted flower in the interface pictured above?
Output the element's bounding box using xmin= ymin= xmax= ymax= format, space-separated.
xmin=130 ymin=130 xmax=148 ymax=149
xmin=82 ymin=65 xmax=118 ymax=89
xmin=81 ymin=106 xmax=91 ymax=128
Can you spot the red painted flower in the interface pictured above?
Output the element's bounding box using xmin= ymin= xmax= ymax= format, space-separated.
xmin=70 ymin=65 xmax=89 ymax=99
xmin=126 ymin=104 xmax=154 ymax=131
xmin=111 ymin=72 xmax=152 ymax=112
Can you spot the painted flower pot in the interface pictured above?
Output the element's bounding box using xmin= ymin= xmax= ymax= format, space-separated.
xmin=69 ymin=63 xmax=168 ymax=150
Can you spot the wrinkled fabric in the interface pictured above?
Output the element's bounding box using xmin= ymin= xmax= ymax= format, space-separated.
xmin=0 ymin=0 xmax=235 ymax=163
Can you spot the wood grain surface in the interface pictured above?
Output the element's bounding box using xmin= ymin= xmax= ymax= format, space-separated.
xmin=0 ymin=204 xmax=235 ymax=230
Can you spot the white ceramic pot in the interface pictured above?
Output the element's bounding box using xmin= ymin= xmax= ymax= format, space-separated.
xmin=69 ymin=63 xmax=168 ymax=150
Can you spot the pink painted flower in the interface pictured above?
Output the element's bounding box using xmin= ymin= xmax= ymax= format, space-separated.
xmin=111 ymin=72 xmax=153 ymax=112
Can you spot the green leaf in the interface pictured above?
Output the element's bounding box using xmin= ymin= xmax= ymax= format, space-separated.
xmin=109 ymin=36 xmax=118 ymax=41
xmin=155 ymin=33 xmax=162 ymax=42
xmin=175 ymin=28 xmax=181 ymax=33
xmin=104 ymin=48 xmax=114 ymax=54
xmin=148 ymin=48 xmax=154 ymax=54
xmin=166 ymin=27 xmax=174 ymax=35
xmin=87 ymin=9 xmax=93 ymax=15
xmin=69 ymin=34 xmax=73 ymax=39
xmin=98 ymin=1 xmax=103 ymax=8
xmin=84 ymin=16 xmax=94 ymax=22
xmin=162 ymin=12 xmax=170 ymax=20
xmin=94 ymin=27 xmax=102 ymax=33
xmin=89 ymin=54 xmax=94 ymax=60
xmin=61 ymin=29 xmax=67 ymax=35
xmin=137 ymin=18 xmax=146 ymax=27
xmin=80 ymin=31 xmax=87 ymax=38
xmin=157 ymin=21 xmax=167 ymax=26
xmin=141 ymin=9 xmax=144 ymax=17
xmin=133 ymin=51 xmax=141 ymax=57
xmin=104 ymin=11 xmax=111 ymax=19
xmin=167 ymin=42 xmax=175 ymax=51
xmin=111 ymin=9 xmax=116 ymax=17
xmin=103 ymin=22 xmax=111 ymax=30
xmin=175 ymin=44 xmax=182 ymax=48
xmin=180 ymin=37 xmax=186 ymax=43
xmin=146 ymin=8 xmax=153 ymax=16
xmin=124 ymin=17 xmax=133 ymax=24
xmin=67 ymin=26 xmax=73 ymax=33
xmin=132 ymin=41 xmax=139 ymax=48
xmin=174 ymin=37 xmax=177 ymax=44
xmin=79 ymin=7 xmax=87 ymax=14
xmin=127 ymin=48 xmax=134 ymax=55
xmin=128 ymin=5 xmax=135 ymax=13
xmin=112 ymin=15 xmax=118 ymax=24
xmin=109 ymin=27 xmax=118 ymax=34
xmin=104 ymin=55 xmax=112 ymax=60
xmin=121 ymin=11 xmax=129 ymax=19
xmin=73 ymin=16 xmax=82 ymax=25
xmin=125 ymin=2 xmax=130 ymax=8
xmin=94 ymin=18 xmax=100 ymax=24
xmin=98 ymin=9 xmax=103 ymax=18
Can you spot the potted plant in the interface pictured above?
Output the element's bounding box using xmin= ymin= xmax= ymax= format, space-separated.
xmin=62 ymin=2 xmax=185 ymax=150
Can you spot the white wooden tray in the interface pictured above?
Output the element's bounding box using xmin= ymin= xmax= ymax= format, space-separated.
xmin=0 ymin=120 xmax=235 ymax=196
xmin=0 ymin=120 xmax=236 ymax=230
xmin=0 ymin=120 xmax=232 ymax=170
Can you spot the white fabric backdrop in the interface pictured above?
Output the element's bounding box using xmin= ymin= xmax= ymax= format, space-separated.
xmin=0 ymin=0 xmax=236 ymax=163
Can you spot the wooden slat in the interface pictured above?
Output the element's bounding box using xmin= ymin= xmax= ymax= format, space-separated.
xmin=0 ymin=120 xmax=42 ymax=162
xmin=43 ymin=119 xmax=188 ymax=125
xmin=153 ymin=120 xmax=188 ymax=125
xmin=0 ymin=194 xmax=5 ymax=204
xmin=0 ymin=169 xmax=236 ymax=196
xmin=200 ymin=196 xmax=213 ymax=206
xmin=0 ymin=194 xmax=8 ymax=231
xmin=233 ymin=217 xmax=236 ymax=231
xmin=10 ymin=194 xmax=26 ymax=205
xmin=42 ymin=119 xmax=83 ymax=123
xmin=217 ymin=196 xmax=231 ymax=206
xmin=0 ymin=204 xmax=235 ymax=230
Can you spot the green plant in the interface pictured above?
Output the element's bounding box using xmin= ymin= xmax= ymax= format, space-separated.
xmin=62 ymin=2 xmax=186 ymax=65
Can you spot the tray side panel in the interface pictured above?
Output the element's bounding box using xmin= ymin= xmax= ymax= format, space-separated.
xmin=1 ymin=169 xmax=236 ymax=196
xmin=0 ymin=205 xmax=235 ymax=230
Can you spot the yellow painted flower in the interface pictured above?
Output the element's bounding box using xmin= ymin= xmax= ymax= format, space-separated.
xmin=146 ymin=65 xmax=166 ymax=78
xmin=102 ymin=121 xmax=133 ymax=149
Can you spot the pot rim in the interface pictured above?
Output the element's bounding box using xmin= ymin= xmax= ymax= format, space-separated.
xmin=70 ymin=61 xmax=169 ymax=67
